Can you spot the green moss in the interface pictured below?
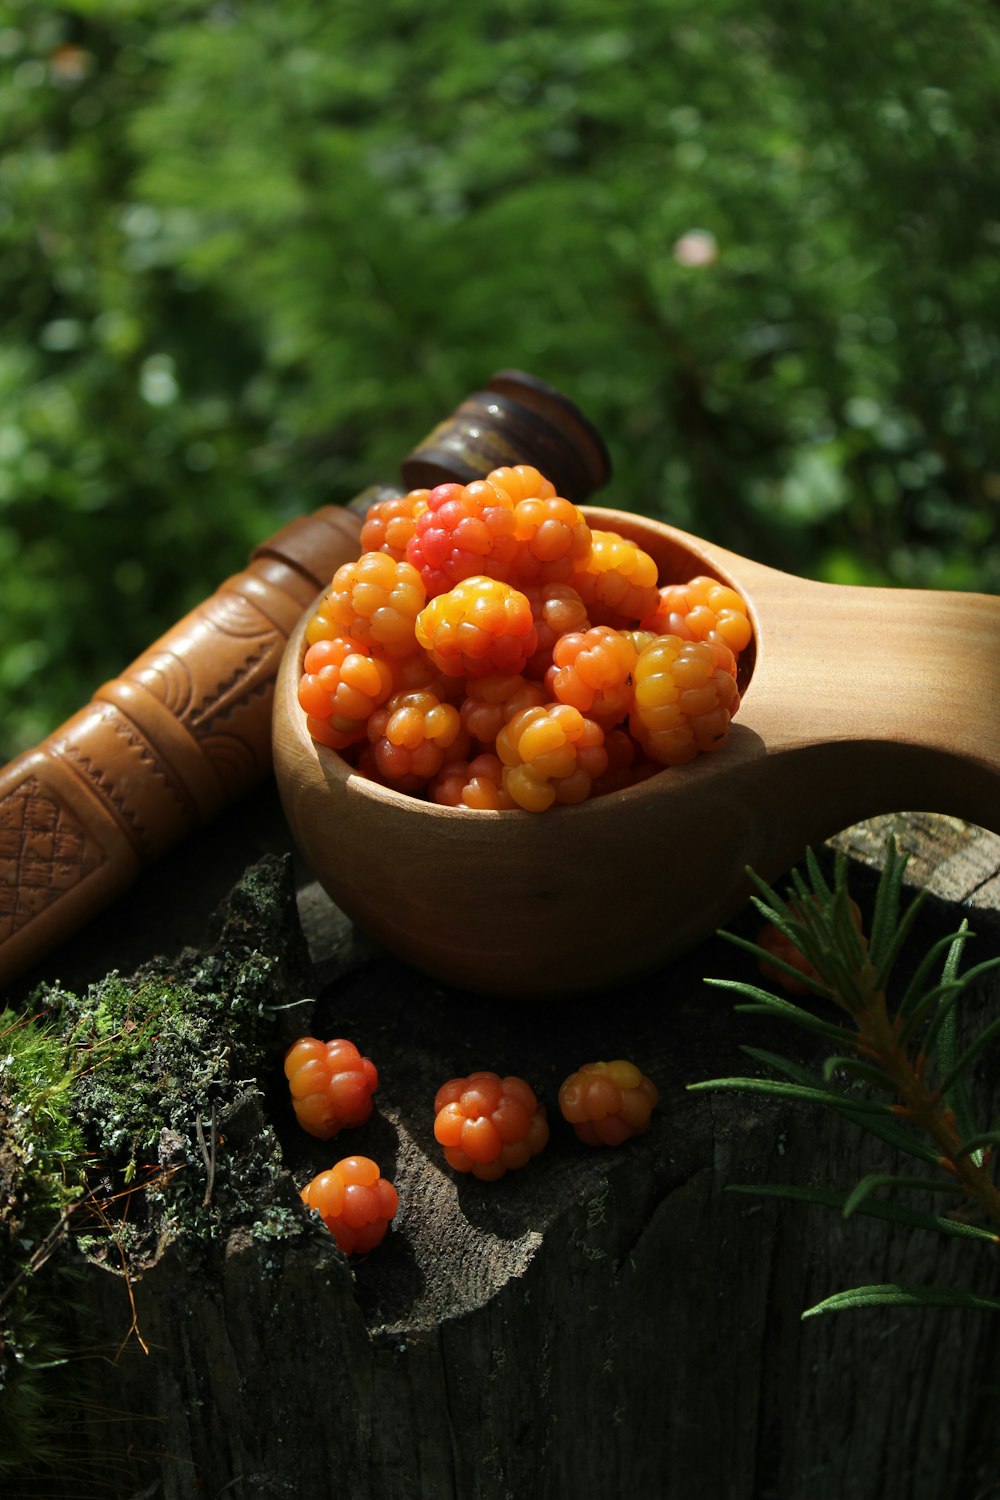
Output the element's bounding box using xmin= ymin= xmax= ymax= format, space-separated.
xmin=1 ymin=854 xmax=317 ymax=1484
xmin=0 ymin=1009 xmax=89 ymax=1475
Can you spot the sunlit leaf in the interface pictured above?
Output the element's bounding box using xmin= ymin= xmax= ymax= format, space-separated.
xmin=802 ymin=1284 xmax=1000 ymax=1319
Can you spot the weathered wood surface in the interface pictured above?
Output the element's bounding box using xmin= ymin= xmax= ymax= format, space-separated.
xmin=7 ymin=795 xmax=1000 ymax=1500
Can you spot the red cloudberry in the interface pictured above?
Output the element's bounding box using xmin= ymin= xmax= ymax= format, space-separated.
xmin=433 ymin=1071 xmax=549 ymax=1180
xmin=756 ymin=897 xmax=864 ymax=995
xmin=630 ymin=636 xmax=740 ymax=766
xmin=496 ymin=702 xmax=607 ymax=811
xmin=301 ymin=1156 xmax=398 ymax=1255
xmin=406 ymin=478 xmax=518 ymax=596
xmin=415 ymin=576 xmax=538 ymax=680
xmin=558 ymin=1060 xmax=659 ymax=1146
xmin=284 ymin=1037 xmax=379 ymax=1140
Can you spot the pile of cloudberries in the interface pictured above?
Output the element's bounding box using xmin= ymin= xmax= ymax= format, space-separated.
xmin=297 ymin=466 xmax=752 ymax=811
xmin=286 ymin=1034 xmax=658 ymax=1252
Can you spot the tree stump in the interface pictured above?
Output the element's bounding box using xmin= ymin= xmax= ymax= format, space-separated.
xmin=6 ymin=794 xmax=1000 ymax=1500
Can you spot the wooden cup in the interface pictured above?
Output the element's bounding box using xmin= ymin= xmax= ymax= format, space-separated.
xmin=273 ymin=508 xmax=1000 ymax=999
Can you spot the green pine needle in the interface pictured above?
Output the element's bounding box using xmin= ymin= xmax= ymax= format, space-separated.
xmin=802 ymin=1284 xmax=1000 ymax=1319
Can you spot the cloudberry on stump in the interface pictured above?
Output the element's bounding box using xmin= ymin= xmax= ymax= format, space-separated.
xmin=301 ymin=1156 xmax=398 ymax=1255
xmin=756 ymin=896 xmax=865 ymax=995
xmin=284 ymin=1037 xmax=379 ymax=1140
xmin=559 ymin=1060 xmax=659 ymax=1146
xmin=433 ymin=1071 xmax=549 ymax=1180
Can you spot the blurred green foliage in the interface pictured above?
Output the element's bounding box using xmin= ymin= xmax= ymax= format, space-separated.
xmin=1 ymin=0 xmax=998 ymax=759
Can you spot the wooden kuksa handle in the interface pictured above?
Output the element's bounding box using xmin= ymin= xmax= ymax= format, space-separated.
xmin=0 ymin=372 xmax=611 ymax=988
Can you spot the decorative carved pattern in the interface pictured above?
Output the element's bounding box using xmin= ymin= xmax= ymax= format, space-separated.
xmin=0 ymin=775 xmax=107 ymax=941
xmin=60 ymin=706 xmax=195 ymax=859
xmin=186 ymin=636 xmax=279 ymax=734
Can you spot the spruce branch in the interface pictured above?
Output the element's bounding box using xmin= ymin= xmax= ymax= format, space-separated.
xmin=689 ymin=838 xmax=1000 ymax=1315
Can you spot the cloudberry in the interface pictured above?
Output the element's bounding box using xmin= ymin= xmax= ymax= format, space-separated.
xmin=546 ymin=626 xmax=638 ymax=728
xmin=366 ymin=689 xmax=467 ymax=787
xmin=520 ymin=581 xmax=590 ymax=679
xmin=630 ymin=636 xmax=740 ymax=766
xmin=301 ymin=1156 xmax=398 ymax=1255
xmin=756 ymin=897 xmax=864 ymax=995
xmin=485 ymin=463 xmax=557 ymax=506
xmin=298 ymin=637 xmax=394 ymax=751
xmin=496 ymin=702 xmax=608 ymax=811
xmin=433 ymin=1071 xmax=549 ymax=1180
xmin=415 ymin=576 xmax=538 ymax=679
xmin=459 ymin=673 xmax=546 ymax=748
xmin=641 ymin=574 xmax=753 ymax=656
xmin=588 ymin=727 xmax=660 ymax=798
xmin=570 ymin=529 xmax=660 ymax=626
xmin=558 ymin=1060 xmax=659 ymax=1146
xmin=429 ymin=753 xmax=516 ymax=810
xmin=359 ymin=489 xmax=429 ymax=561
xmin=284 ymin=1037 xmax=379 ymax=1140
xmin=509 ymin=494 xmax=593 ymax=585
xmin=309 ymin=552 xmax=426 ymax=660
xmin=406 ymin=479 xmax=519 ymax=596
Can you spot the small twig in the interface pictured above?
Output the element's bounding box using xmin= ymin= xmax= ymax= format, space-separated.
xmin=195 ymin=1106 xmax=218 ymax=1208
xmin=0 ymin=1204 xmax=77 ymax=1316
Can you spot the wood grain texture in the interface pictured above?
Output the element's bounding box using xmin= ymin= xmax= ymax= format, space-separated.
xmin=273 ymin=507 xmax=1000 ymax=997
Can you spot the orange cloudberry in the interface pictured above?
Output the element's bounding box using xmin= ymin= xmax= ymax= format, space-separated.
xmin=756 ymin=897 xmax=864 ymax=995
xmin=496 ymin=702 xmax=608 ymax=811
xmin=284 ymin=1037 xmax=379 ymax=1140
xmin=508 ymin=494 xmax=593 ymax=586
xmin=641 ymin=574 xmax=753 ymax=656
xmin=459 ymin=672 xmax=547 ymax=748
xmin=558 ymin=1060 xmax=659 ymax=1146
xmin=415 ymin=576 xmax=538 ymax=680
xmin=366 ymin=689 xmax=467 ymax=788
xmin=588 ymin=727 xmax=660 ymax=798
xmin=520 ymin=581 xmax=590 ymax=680
xmin=428 ymin=752 xmax=515 ymax=810
xmin=359 ymin=489 xmax=429 ymax=561
xmin=546 ymin=625 xmax=639 ymax=728
xmin=570 ymin=529 xmax=660 ymax=626
xmin=433 ymin=1071 xmax=548 ymax=1180
xmin=301 ymin=1156 xmax=398 ymax=1255
xmin=298 ymin=637 xmax=394 ymax=751
xmin=630 ymin=636 xmax=740 ymax=766
xmin=308 ymin=552 xmax=426 ymax=661
xmin=484 ymin=463 xmax=557 ymax=506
